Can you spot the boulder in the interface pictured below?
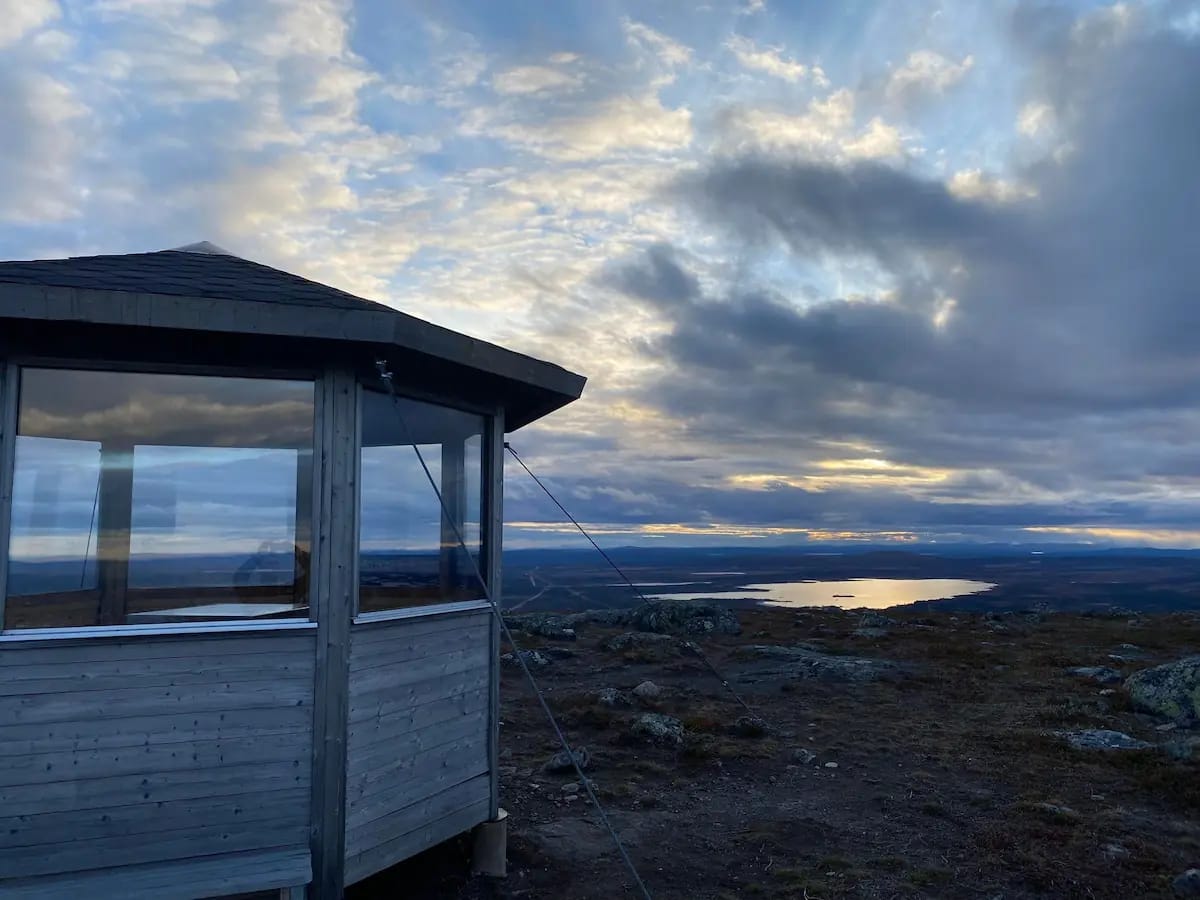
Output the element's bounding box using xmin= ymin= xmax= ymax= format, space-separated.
xmin=602 ymin=632 xmax=680 ymax=653
xmin=631 ymin=713 xmax=685 ymax=746
xmin=853 ymin=626 xmax=890 ymax=639
xmin=1062 ymin=729 xmax=1152 ymax=751
xmin=544 ymin=747 xmax=590 ymax=773
xmin=632 ymin=681 xmax=662 ymax=701
xmin=853 ymin=611 xmax=896 ymax=637
xmin=1109 ymin=643 xmax=1148 ymax=663
xmin=1174 ymin=870 xmax=1200 ymax=898
xmin=1125 ymin=656 xmax=1200 ymax=725
xmin=859 ymin=611 xmax=899 ymax=629
xmin=791 ymin=748 xmax=818 ymax=765
xmin=594 ymin=687 xmax=633 ymax=708
xmin=501 ymin=649 xmax=552 ymax=669
xmin=1067 ymin=666 xmax=1123 ymax=685
xmin=627 ymin=601 xmax=741 ymax=636
xmin=504 ymin=612 xmax=582 ymax=640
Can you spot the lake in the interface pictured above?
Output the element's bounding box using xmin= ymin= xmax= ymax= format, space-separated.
xmin=644 ymin=577 xmax=995 ymax=609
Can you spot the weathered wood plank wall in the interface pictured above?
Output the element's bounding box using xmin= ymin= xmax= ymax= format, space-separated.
xmin=0 ymin=628 xmax=316 ymax=897
xmin=343 ymin=608 xmax=492 ymax=885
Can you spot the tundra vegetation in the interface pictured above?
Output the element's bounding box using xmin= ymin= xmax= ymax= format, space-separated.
xmin=351 ymin=603 xmax=1200 ymax=899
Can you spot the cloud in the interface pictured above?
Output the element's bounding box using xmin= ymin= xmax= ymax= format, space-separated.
xmin=0 ymin=67 xmax=84 ymax=222
xmin=604 ymin=243 xmax=701 ymax=306
xmin=0 ymin=0 xmax=60 ymax=48
xmin=475 ymin=93 xmax=693 ymax=161
xmin=1016 ymin=101 xmax=1054 ymax=136
xmin=947 ymin=168 xmax=1035 ymax=203
xmin=885 ymin=50 xmax=974 ymax=105
xmin=0 ymin=0 xmax=447 ymax=300
xmin=726 ymin=35 xmax=811 ymax=83
xmin=493 ymin=64 xmax=582 ymax=95
xmin=2 ymin=0 xmax=1198 ymax=545
xmin=1024 ymin=525 xmax=1200 ymax=548
xmin=621 ymin=17 xmax=692 ymax=83
xmin=497 ymin=162 xmax=676 ymax=216
xmin=595 ymin=11 xmax=1200 ymax=536
xmin=716 ymin=90 xmax=906 ymax=161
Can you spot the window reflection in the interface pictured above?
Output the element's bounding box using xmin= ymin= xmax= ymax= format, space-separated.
xmin=5 ymin=368 xmax=315 ymax=630
xmin=359 ymin=389 xmax=486 ymax=613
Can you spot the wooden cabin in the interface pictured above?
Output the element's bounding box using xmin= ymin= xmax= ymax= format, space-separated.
xmin=0 ymin=242 xmax=585 ymax=898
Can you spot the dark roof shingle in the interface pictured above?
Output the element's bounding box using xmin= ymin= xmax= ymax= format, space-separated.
xmin=0 ymin=248 xmax=393 ymax=313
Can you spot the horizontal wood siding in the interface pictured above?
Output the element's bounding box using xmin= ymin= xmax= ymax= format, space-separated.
xmin=0 ymin=848 xmax=312 ymax=900
xmin=0 ymin=629 xmax=316 ymax=896
xmin=344 ymin=611 xmax=492 ymax=884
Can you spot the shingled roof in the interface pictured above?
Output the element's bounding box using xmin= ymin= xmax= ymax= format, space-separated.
xmin=0 ymin=242 xmax=586 ymax=429
xmin=0 ymin=243 xmax=394 ymax=313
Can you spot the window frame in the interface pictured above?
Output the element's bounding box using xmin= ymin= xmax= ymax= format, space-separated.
xmin=0 ymin=357 xmax=322 ymax=639
xmin=352 ymin=379 xmax=497 ymax=624
xmin=0 ymin=361 xmax=17 ymax=633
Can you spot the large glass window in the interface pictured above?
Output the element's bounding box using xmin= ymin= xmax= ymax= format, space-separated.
xmin=359 ymin=389 xmax=485 ymax=613
xmin=4 ymin=368 xmax=315 ymax=629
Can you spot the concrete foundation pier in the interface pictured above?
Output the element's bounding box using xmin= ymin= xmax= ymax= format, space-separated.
xmin=471 ymin=808 xmax=509 ymax=877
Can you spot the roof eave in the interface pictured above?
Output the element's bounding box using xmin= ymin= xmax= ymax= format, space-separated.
xmin=0 ymin=280 xmax=586 ymax=426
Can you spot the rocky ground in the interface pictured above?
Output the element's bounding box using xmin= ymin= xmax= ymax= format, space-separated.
xmin=354 ymin=604 xmax=1200 ymax=899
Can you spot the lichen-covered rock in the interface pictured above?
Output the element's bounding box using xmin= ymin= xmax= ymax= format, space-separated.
xmin=853 ymin=626 xmax=890 ymax=639
xmin=594 ymin=687 xmax=633 ymax=708
xmin=627 ymin=601 xmax=741 ymax=636
xmin=631 ymin=713 xmax=685 ymax=746
xmin=601 ymin=632 xmax=680 ymax=653
xmin=1062 ymin=729 xmax=1152 ymax=751
xmin=1108 ymin=643 xmax=1147 ymax=663
xmin=860 ymin=611 xmax=899 ymax=629
xmin=1125 ymin=656 xmax=1200 ymax=725
xmin=544 ymin=747 xmax=590 ymax=773
xmin=736 ymin=645 xmax=903 ymax=683
xmin=501 ymin=649 xmax=552 ymax=669
xmin=1067 ymin=666 xmax=1123 ymax=685
xmin=632 ymin=680 xmax=662 ymax=701
xmin=1173 ymin=869 xmax=1200 ymax=898
xmin=503 ymin=613 xmax=581 ymax=640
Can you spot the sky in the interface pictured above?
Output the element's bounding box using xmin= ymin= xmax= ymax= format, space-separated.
xmin=3 ymin=0 xmax=1200 ymax=549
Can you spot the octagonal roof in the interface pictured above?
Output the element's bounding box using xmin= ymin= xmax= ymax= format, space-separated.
xmin=0 ymin=244 xmax=585 ymax=429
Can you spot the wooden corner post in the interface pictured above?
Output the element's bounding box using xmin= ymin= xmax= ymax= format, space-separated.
xmin=484 ymin=409 xmax=505 ymax=820
xmin=309 ymin=368 xmax=359 ymax=897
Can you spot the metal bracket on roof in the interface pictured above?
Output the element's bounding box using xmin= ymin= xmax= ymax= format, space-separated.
xmin=169 ymin=241 xmax=235 ymax=256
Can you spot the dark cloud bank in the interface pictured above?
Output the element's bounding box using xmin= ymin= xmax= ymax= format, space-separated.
xmin=593 ymin=9 xmax=1200 ymax=541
